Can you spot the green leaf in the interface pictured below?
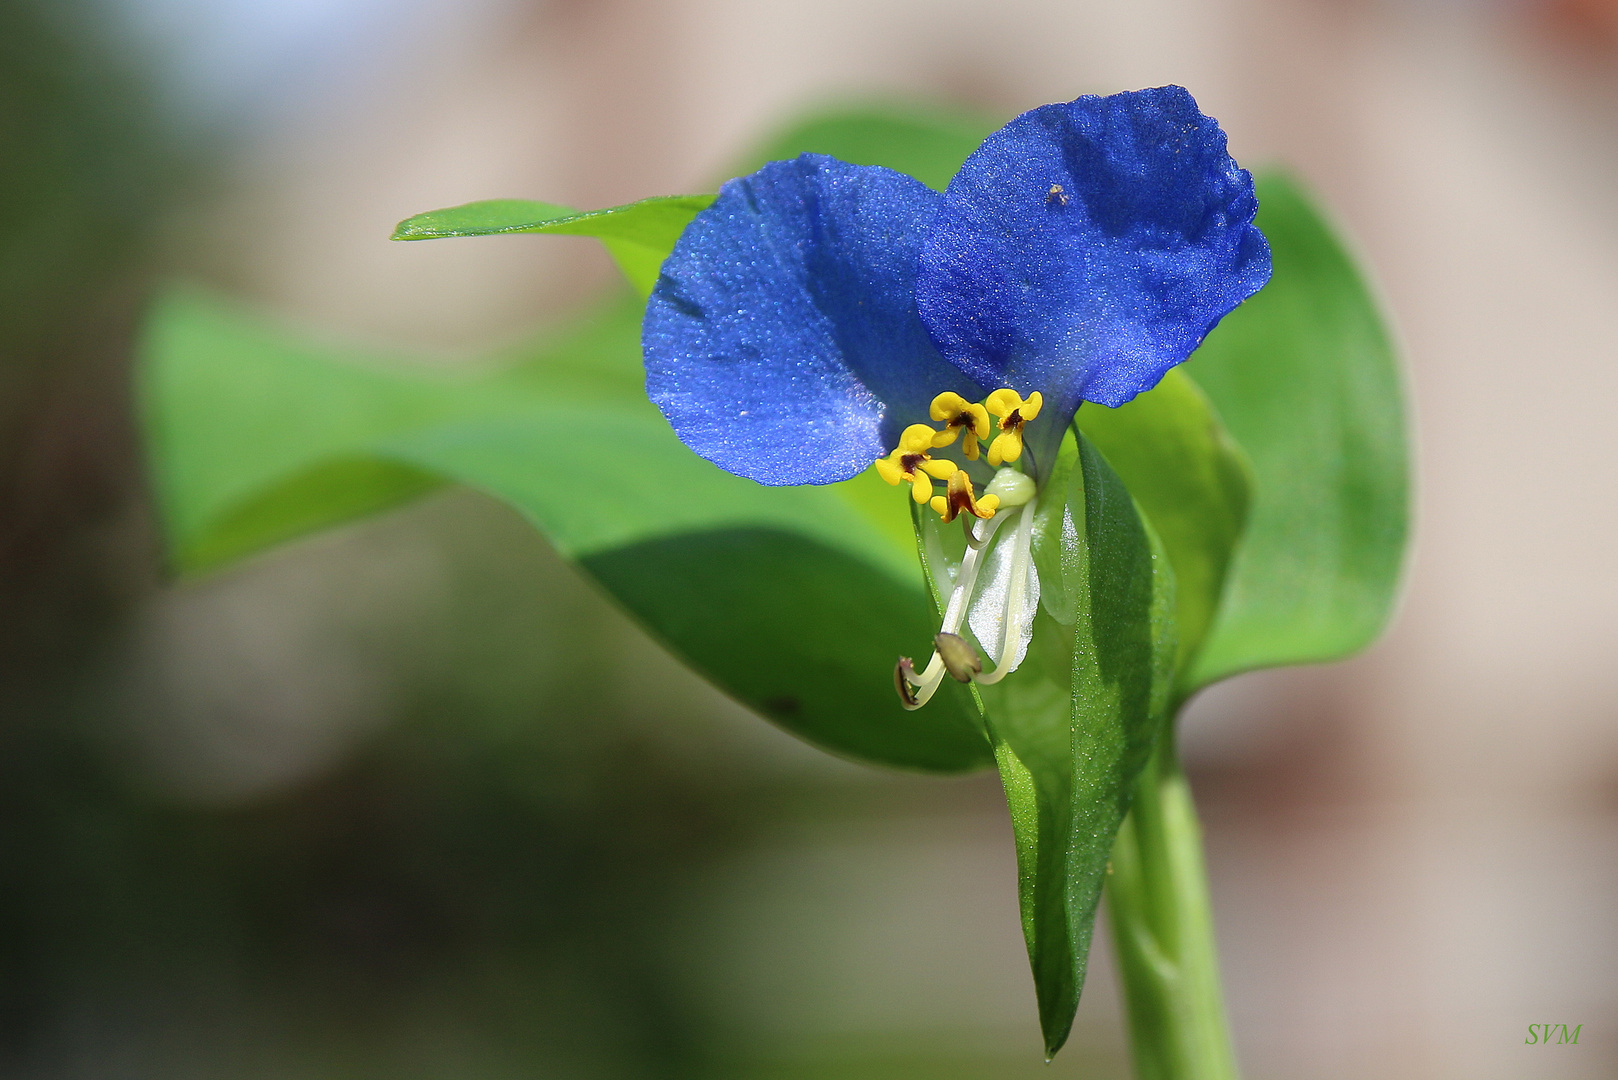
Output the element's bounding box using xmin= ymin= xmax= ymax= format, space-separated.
xmin=917 ymin=433 xmax=1175 ymax=1056
xmin=1183 ymin=172 xmax=1409 ymax=689
xmin=391 ymin=194 xmax=717 ymax=296
xmin=996 ymin=435 xmax=1175 ymax=1057
xmin=138 ymin=286 xmax=991 ymax=773
xmin=1077 ymin=369 xmax=1251 ymax=698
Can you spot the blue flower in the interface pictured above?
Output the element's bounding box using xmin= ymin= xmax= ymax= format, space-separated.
xmin=641 ymin=86 xmax=1270 ymax=704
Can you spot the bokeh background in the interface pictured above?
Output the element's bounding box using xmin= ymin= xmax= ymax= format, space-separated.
xmin=4 ymin=0 xmax=1617 ymax=1077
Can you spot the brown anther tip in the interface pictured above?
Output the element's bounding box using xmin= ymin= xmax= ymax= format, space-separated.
xmin=894 ymin=657 xmax=919 ymax=707
xmin=934 ymin=633 xmax=983 ymax=683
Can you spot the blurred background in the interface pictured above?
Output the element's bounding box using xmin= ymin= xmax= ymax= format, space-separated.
xmin=3 ymin=0 xmax=1616 ymax=1077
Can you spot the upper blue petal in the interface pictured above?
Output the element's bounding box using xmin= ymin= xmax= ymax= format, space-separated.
xmin=915 ymin=86 xmax=1272 ymax=430
xmin=643 ymin=154 xmax=980 ymax=487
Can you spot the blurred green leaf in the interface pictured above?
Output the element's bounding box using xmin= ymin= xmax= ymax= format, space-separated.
xmin=139 ymin=287 xmax=990 ymax=772
xmin=1183 ymin=173 xmax=1408 ymax=689
xmin=1078 ymin=369 xmax=1251 ymax=699
xmin=950 ymin=434 xmax=1175 ymax=1056
xmin=392 ymin=194 xmax=716 ymax=296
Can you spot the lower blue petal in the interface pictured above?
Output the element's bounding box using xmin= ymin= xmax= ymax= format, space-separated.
xmin=915 ymin=86 xmax=1272 ymax=437
xmin=644 ymin=155 xmax=976 ymax=487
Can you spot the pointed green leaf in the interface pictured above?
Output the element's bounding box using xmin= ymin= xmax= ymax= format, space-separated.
xmin=391 ymin=194 xmax=716 ymax=296
xmin=1077 ymin=369 xmax=1252 ymax=698
xmin=386 ymin=104 xmax=1008 ymax=299
xmin=389 ymin=104 xmax=1006 ymax=302
xmin=389 ymin=198 xmax=576 ymax=239
xmin=997 ymin=435 xmax=1175 ymax=1057
xmin=1183 ymin=172 xmax=1409 ymax=689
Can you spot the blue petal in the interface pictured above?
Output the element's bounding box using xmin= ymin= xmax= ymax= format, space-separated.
xmin=915 ymin=86 xmax=1272 ymax=432
xmin=644 ymin=154 xmax=980 ymax=487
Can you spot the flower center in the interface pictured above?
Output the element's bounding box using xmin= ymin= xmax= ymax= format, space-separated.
xmin=874 ymin=388 xmax=1044 ymax=521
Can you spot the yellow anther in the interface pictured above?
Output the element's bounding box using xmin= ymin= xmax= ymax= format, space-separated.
xmin=929 ymin=470 xmax=1001 ymax=523
xmin=985 ymin=389 xmax=1043 ymax=466
xmin=927 ymin=392 xmax=991 ymax=461
xmin=875 ymin=423 xmax=959 ymax=503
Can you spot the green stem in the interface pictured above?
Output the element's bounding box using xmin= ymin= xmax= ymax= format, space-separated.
xmin=1107 ymin=735 xmax=1238 ymax=1080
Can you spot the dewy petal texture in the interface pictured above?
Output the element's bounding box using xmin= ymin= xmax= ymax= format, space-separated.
xmin=644 ymin=154 xmax=977 ymax=486
xmin=915 ymin=85 xmax=1271 ymax=442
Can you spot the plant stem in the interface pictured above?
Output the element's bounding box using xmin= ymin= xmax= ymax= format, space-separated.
xmin=1107 ymin=735 xmax=1239 ymax=1080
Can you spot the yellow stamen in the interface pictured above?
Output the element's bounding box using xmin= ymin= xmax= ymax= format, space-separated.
xmin=930 ymin=470 xmax=1001 ymax=523
xmin=927 ymin=392 xmax=991 ymax=461
xmin=874 ymin=423 xmax=959 ymax=503
xmin=985 ymin=389 xmax=1042 ymax=466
